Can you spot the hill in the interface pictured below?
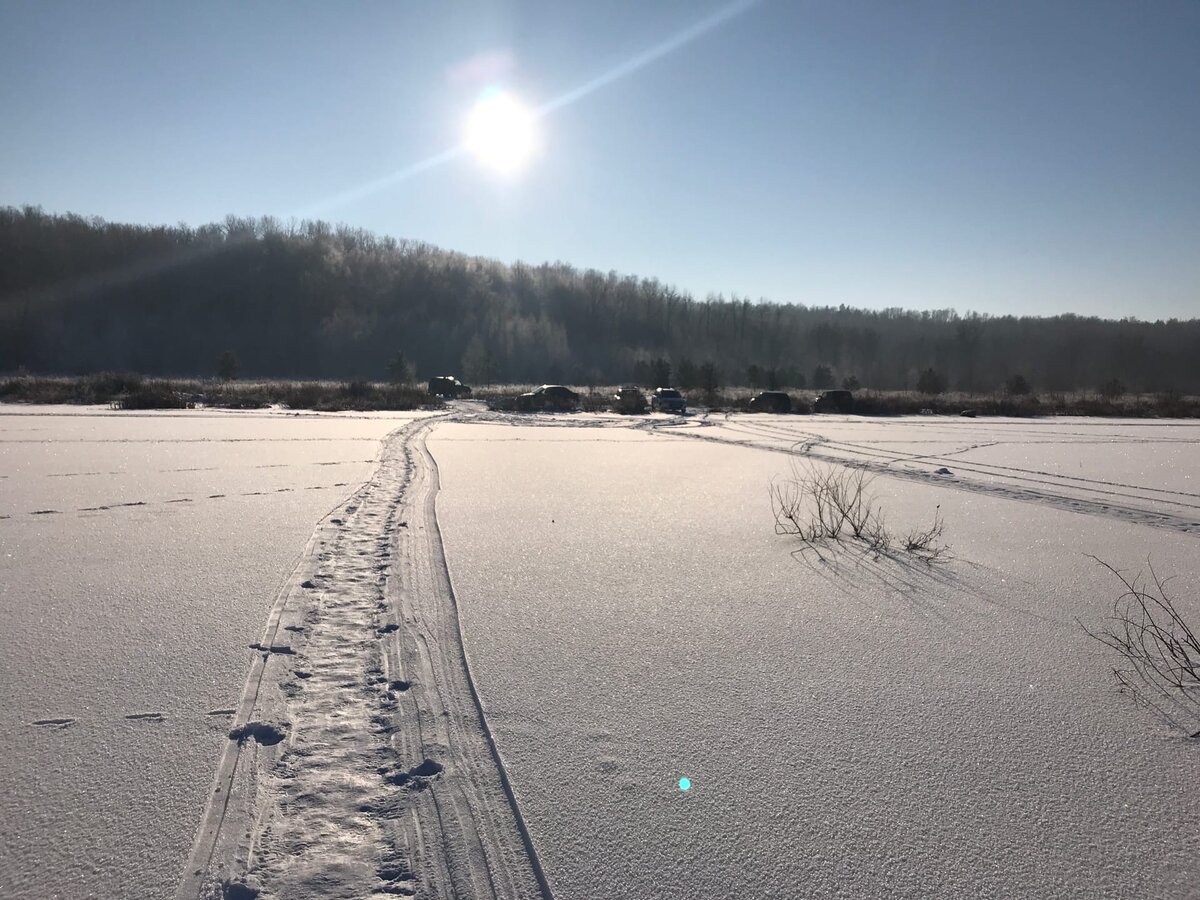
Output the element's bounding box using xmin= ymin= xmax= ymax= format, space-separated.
xmin=2 ymin=206 xmax=1197 ymax=393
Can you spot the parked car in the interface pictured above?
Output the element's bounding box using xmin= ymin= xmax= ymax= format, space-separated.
xmin=813 ymin=389 xmax=854 ymax=413
xmin=428 ymin=375 xmax=471 ymax=398
xmin=748 ymin=390 xmax=792 ymax=413
xmin=613 ymin=386 xmax=648 ymax=414
xmin=517 ymin=384 xmax=581 ymax=411
xmin=649 ymin=387 xmax=687 ymax=414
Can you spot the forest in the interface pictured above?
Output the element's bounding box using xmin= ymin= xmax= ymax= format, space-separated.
xmin=2 ymin=205 xmax=1197 ymax=394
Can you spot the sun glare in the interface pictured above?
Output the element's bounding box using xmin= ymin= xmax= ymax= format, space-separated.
xmin=464 ymin=89 xmax=539 ymax=175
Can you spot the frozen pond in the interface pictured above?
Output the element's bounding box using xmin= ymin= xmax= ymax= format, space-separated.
xmin=4 ymin=408 xmax=1198 ymax=899
xmin=431 ymin=416 xmax=1200 ymax=899
xmin=0 ymin=406 xmax=427 ymax=900
xmin=673 ymin=415 xmax=1200 ymax=528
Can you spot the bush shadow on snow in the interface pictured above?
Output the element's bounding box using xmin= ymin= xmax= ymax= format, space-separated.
xmin=785 ymin=540 xmax=994 ymax=624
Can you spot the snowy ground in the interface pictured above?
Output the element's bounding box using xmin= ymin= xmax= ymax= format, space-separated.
xmin=431 ymin=414 xmax=1200 ymax=899
xmin=5 ymin=408 xmax=1199 ymax=899
xmin=0 ymin=406 xmax=429 ymax=900
xmin=667 ymin=414 xmax=1200 ymax=532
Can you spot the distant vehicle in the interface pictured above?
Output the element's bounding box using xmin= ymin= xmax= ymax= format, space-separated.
xmin=428 ymin=375 xmax=471 ymax=398
xmin=613 ymin=386 xmax=648 ymax=414
xmin=813 ymin=389 xmax=854 ymax=413
xmin=517 ymin=384 xmax=581 ymax=411
xmin=649 ymin=387 xmax=686 ymax=414
xmin=748 ymin=390 xmax=792 ymax=413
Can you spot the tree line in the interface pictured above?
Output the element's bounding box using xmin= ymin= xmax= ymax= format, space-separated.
xmin=2 ymin=205 xmax=1197 ymax=394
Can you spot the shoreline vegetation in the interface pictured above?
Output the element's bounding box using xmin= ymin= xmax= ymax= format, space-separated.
xmin=2 ymin=373 xmax=1198 ymax=417
xmin=0 ymin=373 xmax=438 ymax=412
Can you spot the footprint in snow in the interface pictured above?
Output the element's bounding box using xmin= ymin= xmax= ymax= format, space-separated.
xmin=229 ymin=721 xmax=288 ymax=746
xmin=382 ymin=758 xmax=444 ymax=787
xmin=249 ymin=642 xmax=295 ymax=655
xmin=221 ymin=881 xmax=261 ymax=900
xmin=377 ymin=857 xmax=417 ymax=896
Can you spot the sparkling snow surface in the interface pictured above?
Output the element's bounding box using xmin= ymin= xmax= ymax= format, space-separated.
xmin=431 ymin=416 xmax=1200 ymax=900
xmin=0 ymin=406 xmax=424 ymax=900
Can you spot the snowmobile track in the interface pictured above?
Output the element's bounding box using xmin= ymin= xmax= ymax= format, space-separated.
xmin=177 ymin=417 xmax=552 ymax=900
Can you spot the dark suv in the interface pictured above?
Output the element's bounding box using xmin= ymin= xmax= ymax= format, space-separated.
xmin=748 ymin=391 xmax=792 ymax=413
xmin=517 ymin=384 xmax=581 ymax=411
xmin=649 ymin=387 xmax=686 ymax=414
xmin=613 ymin=387 xmax=648 ymax=414
xmin=813 ymin=389 xmax=854 ymax=413
xmin=428 ymin=375 xmax=471 ymax=398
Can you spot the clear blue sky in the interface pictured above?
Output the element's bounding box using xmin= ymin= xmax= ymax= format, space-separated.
xmin=2 ymin=0 xmax=1198 ymax=319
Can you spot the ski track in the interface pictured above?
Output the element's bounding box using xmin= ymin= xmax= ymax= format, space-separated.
xmin=649 ymin=417 xmax=1200 ymax=536
xmin=179 ymin=417 xmax=549 ymax=900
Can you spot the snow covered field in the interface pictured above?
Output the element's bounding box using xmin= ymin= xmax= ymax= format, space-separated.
xmin=0 ymin=406 xmax=429 ymax=900
xmin=675 ymin=416 xmax=1200 ymax=532
xmin=3 ymin=407 xmax=1199 ymax=899
xmin=431 ymin=414 xmax=1200 ymax=899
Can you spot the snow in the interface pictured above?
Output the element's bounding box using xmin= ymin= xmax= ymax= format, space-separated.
xmin=430 ymin=416 xmax=1200 ymax=899
xmin=669 ymin=415 xmax=1200 ymax=532
xmin=5 ymin=407 xmax=1199 ymax=899
xmin=0 ymin=406 xmax=429 ymax=900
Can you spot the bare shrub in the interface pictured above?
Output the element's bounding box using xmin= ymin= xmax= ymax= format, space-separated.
xmin=771 ymin=462 xmax=881 ymax=541
xmin=903 ymin=506 xmax=947 ymax=561
xmin=770 ymin=462 xmax=947 ymax=560
xmin=112 ymin=382 xmax=193 ymax=410
xmin=1081 ymin=558 xmax=1200 ymax=738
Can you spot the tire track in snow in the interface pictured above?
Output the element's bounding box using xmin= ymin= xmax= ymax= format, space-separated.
xmin=408 ymin=427 xmax=554 ymax=900
xmin=724 ymin=419 xmax=1200 ymax=506
xmin=176 ymin=417 xmax=550 ymax=900
xmin=652 ymin=419 xmax=1200 ymax=536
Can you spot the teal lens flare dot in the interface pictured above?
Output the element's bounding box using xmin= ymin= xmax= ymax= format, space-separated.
xmin=678 ymin=777 xmax=691 ymax=792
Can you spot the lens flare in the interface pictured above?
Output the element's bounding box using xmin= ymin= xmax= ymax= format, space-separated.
xmin=464 ymin=89 xmax=538 ymax=175
xmin=294 ymin=0 xmax=761 ymax=211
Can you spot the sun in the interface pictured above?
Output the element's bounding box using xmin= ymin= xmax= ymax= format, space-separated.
xmin=464 ymin=89 xmax=539 ymax=175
